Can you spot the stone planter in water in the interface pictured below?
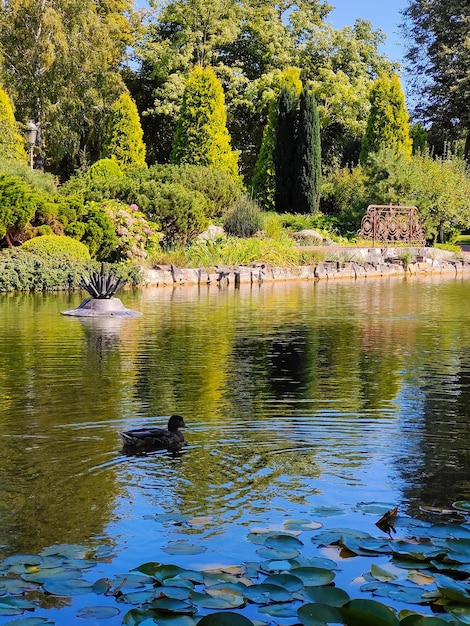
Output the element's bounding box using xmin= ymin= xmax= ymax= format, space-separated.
xmin=61 ymin=264 xmax=142 ymax=317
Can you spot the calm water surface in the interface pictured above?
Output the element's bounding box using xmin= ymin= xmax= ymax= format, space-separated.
xmin=1 ymin=275 xmax=470 ymax=622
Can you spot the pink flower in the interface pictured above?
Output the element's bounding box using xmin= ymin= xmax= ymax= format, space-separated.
xmin=130 ymin=204 xmax=139 ymax=212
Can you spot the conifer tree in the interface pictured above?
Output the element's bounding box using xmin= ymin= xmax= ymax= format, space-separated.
xmin=295 ymin=88 xmax=322 ymax=214
xmin=171 ymin=66 xmax=238 ymax=179
xmin=360 ymin=73 xmax=412 ymax=163
xmin=274 ymin=86 xmax=299 ymax=213
xmin=0 ymin=86 xmax=26 ymax=161
xmin=251 ymin=67 xmax=302 ymax=210
xmin=102 ymin=93 xmax=147 ymax=168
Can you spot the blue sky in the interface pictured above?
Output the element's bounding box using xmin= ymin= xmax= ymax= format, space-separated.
xmin=328 ymin=0 xmax=408 ymax=65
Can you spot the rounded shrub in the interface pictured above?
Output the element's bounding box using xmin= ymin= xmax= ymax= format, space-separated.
xmin=86 ymin=158 xmax=123 ymax=182
xmin=223 ymin=195 xmax=264 ymax=238
xmin=21 ymin=235 xmax=91 ymax=261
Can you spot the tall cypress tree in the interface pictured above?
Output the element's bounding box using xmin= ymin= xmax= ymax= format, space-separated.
xmin=295 ymin=88 xmax=321 ymax=214
xmin=102 ymin=93 xmax=147 ymax=168
xmin=251 ymin=67 xmax=302 ymax=211
xmin=0 ymin=85 xmax=25 ymax=161
xmin=274 ymin=86 xmax=299 ymax=213
xmin=171 ymin=66 xmax=238 ymax=180
xmin=360 ymin=73 xmax=412 ymax=163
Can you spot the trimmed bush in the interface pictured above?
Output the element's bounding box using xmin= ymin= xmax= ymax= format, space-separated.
xmin=21 ymin=234 xmax=91 ymax=261
xmin=223 ymin=195 xmax=264 ymax=238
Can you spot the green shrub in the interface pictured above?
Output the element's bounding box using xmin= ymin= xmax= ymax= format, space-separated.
xmin=0 ymin=248 xmax=93 ymax=292
xmin=156 ymin=183 xmax=210 ymax=248
xmin=0 ymin=174 xmax=39 ymax=243
xmin=223 ymin=195 xmax=264 ymax=237
xmin=21 ymin=234 xmax=91 ymax=261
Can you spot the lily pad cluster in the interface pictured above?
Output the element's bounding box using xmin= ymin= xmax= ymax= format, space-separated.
xmin=1 ymin=506 xmax=470 ymax=625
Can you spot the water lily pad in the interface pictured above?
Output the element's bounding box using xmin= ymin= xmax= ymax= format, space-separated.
xmin=453 ymin=502 xmax=470 ymax=513
xmin=40 ymin=544 xmax=88 ymax=559
xmin=22 ymin=567 xmax=83 ymax=583
xmin=43 ymin=578 xmax=94 ymax=596
xmin=290 ymin=566 xmax=335 ymax=586
xmin=190 ymin=591 xmax=245 ymax=609
xmin=263 ymin=573 xmax=303 ymax=591
xmin=259 ymin=559 xmax=292 ymax=572
xmin=370 ymin=562 xmax=403 ymax=582
xmin=118 ymin=590 xmax=157 ymax=605
xmin=2 ymin=554 xmax=43 ymax=567
xmin=258 ymin=602 xmax=301 ymax=617
xmin=154 ymin=585 xmax=191 ymax=600
xmin=448 ymin=605 xmax=470 ymax=624
xmin=302 ymin=585 xmax=350 ymax=606
xmin=290 ymin=556 xmax=337 ymax=570
xmin=161 ymin=541 xmax=207 ymax=556
xmin=400 ymin=616 xmax=453 ymax=625
xmin=310 ymin=506 xmax=345 ymax=517
xmin=243 ymin=583 xmax=292 ymax=603
xmin=339 ymin=598 xmax=400 ymax=625
xmin=151 ymin=598 xmax=196 ymax=614
xmin=388 ymin=586 xmax=427 ymax=604
xmin=433 ymin=573 xmax=470 ymax=603
xmin=284 ymin=520 xmax=323 ymax=531
xmin=76 ymin=605 xmax=121 ymax=620
xmin=197 ymin=613 xmax=254 ymax=626
xmin=298 ymin=602 xmax=343 ymax=626
xmin=356 ymin=503 xmax=397 ymax=515
xmin=264 ymin=534 xmax=304 ymax=551
xmin=256 ymin=546 xmax=300 ymax=560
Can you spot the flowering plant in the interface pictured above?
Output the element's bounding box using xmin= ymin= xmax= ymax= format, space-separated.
xmin=102 ymin=200 xmax=161 ymax=260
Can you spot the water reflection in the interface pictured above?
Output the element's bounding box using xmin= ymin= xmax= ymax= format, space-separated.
xmin=0 ymin=277 xmax=470 ymax=563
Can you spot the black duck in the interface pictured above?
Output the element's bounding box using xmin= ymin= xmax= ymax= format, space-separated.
xmin=119 ymin=415 xmax=186 ymax=452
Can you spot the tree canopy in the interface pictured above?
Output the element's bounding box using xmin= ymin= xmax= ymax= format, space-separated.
xmin=402 ymin=0 xmax=470 ymax=158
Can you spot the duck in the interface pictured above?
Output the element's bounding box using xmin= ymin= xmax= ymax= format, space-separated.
xmin=119 ymin=415 xmax=187 ymax=452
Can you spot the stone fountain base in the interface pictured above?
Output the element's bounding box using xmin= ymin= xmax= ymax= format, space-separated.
xmin=61 ymin=297 xmax=142 ymax=317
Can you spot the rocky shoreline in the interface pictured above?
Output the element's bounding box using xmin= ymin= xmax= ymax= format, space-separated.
xmin=142 ymin=246 xmax=470 ymax=287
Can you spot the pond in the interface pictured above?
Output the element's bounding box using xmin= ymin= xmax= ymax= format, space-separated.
xmin=1 ymin=275 xmax=470 ymax=625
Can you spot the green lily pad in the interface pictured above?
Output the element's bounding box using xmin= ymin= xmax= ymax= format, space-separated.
xmin=256 ymin=546 xmax=300 ymax=560
xmin=22 ymin=567 xmax=83 ymax=583
xmin=197 ymin=613 xmax=254 ymax=626
xmin=122 ymin=607 xmax=160 ymax=625
xmin=118 ymin=590 xmax=157 ymax=605
xmin=190 ymin=590 xmax=245 ymax=609
xmin=387 ymin=587 xmax=427 ymax=604
xmin=433 ymin=573 xmax=470 ymax=603
xmin=390 ymin=541 xmax=443 ymax=561
xmin=243 ymin=583 xmax=292 ymax=603
xmin=370 ymin=562 xmax=403 ymax=582
xmin=151 ymin=598 xmax=196 ymax=614
xmin=339 ymin=598 xmax=400 ymax=625
xmin=298 ymin=602 xmax=343 ymax=626
xmin=360 ymin=581 xmax=399 ymax=597
xmin=310 ymin=506 xmax=345 ymax=517
xmin=400 ymin=616 xmax=454 ymax=625
xmin=284 ymin=519 xmax=323 ymax=531
xmin=43 ymin=578 xmax=94 ymax=596
xmin=2 ymin=554 xmax=43 ymax=567
xmin=302 ymin=585 xmax=350 ymax=606
xmin=290 ymin=566 xmax=335 ymax=586
xmin=448 ymin=605 xmax=470 ymax=624
xmin=154 ymin=585 xmax=192 ymax=600
xmin=258 ymin=601 xmax=301 ymax=617
xmin=263 ymin=573 xmax=303 ymax=591
xmin=259 ymin=559 xmax=292 ymax=572
xmin=453 ymin=501 xmax=470 ymax=513
xmin=356 ymin=502 xmax=397 ymax=515
xmin=290 ymin=556 xmax=337 ymax=570
xmin=264 ymin=534 xmax=304 ymax=551
xmin=161 ymin=542 xmax=207 ymax=556
xmin=76 ymin=605 xmax=121 ymax=619
xmin=40 ymin=544 xmax=88 ymax=559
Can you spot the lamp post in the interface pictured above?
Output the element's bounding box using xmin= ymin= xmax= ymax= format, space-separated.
xmin=25 ymin=121 xmax=38 ymax=169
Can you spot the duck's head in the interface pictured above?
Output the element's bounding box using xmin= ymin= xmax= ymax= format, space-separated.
xmin=168 ymin=414 xmax=186 ymax=432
